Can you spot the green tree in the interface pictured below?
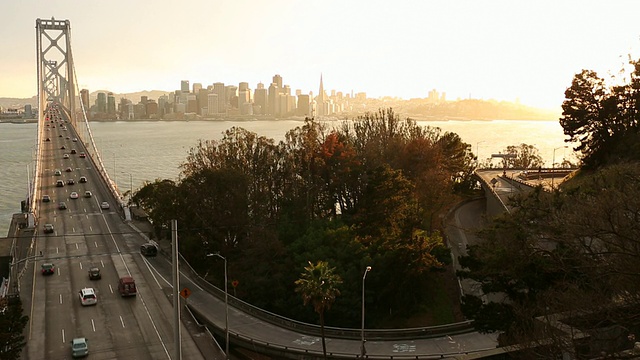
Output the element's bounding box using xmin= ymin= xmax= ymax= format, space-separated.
xmin=0 ymin=297 xmax=28 ymax=359
xmin=560 ymin=61 xmax=640 ymax=169
xmin=294 ymin=261 xmax=342 ymax=359
xmin=500 ymin=143 xmax=543 ymax=169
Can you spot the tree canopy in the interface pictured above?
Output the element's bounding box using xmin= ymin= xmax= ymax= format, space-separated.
xmin=560 ymin=60 xmax=640 ymax=169
xmin=133 ymin=108 xmax=472 ymax=327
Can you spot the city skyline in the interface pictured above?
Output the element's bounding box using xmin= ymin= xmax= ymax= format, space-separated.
xmin=3 ymin=1 xmax=640 ymax=109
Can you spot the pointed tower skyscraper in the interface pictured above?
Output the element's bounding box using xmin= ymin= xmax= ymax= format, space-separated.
xmin=316 ymin=73 xmax=326 ymax=116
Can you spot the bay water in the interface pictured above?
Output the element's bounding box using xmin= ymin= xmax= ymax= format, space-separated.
xmin=0 ymin=118 xmax=572 ymax=236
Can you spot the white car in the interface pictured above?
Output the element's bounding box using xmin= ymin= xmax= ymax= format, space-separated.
xmin=78 ymin=288 xmax=97 ymax=306
xmin=100 ymin=202 xmax=110 ymax=209
xmin=70 ymin=192 xmax=79 ymax=199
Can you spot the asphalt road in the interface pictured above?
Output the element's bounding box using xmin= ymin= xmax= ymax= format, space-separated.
xmin=23 ymin=111 xmax=205 ymax=360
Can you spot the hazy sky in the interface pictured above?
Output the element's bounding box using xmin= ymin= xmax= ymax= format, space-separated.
xmin=3 ymin=1 xmax=640 ymax=109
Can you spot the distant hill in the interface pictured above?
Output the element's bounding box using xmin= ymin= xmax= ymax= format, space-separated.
xmin=0 ymin=96 xmax=37 ymax=109
xmin=88 ymin=90 xmax=172 ymax=103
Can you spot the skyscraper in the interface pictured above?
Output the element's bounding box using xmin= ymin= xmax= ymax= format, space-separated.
xmin=213 ymin=82 xmax=225 ymax=114
xmin=181 ymin=80 xmax=190 ymax=93
xmin=316 ymin=74 xmax=326 ymax=116
xmin=272 ymin=74 xmax=283 ymax=91
xmin=254 ymin=83 xmax=267 ymax=115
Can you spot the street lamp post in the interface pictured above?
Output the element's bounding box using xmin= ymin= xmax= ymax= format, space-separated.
xmin=361 ymin=266 xmax=372 ymax=358
xmin=476 ymin=141 xmax=485 ymax=168
xmin=208 ymin=253 xmax=229 ymax=359
xmin=120 ymin=172 xmax=133 ymax=202
xmin=551 ymin=146 xmax=568 ymax=189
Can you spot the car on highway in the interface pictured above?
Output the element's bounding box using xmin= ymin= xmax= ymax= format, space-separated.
xmin=70 ymin=337 xmax=88 ymax=358
xmin=42 ymin=195 xmax=51 ymax=202
xmin=58 ymin=134 xmax=63 ymax=138
xmin=79 ymin=153 xmax=86 ymax=158
xmin=100 ymin=202 xmax=110 ymax=209
xmin=88 ymin=267 xmax=101 ymax=280
xmin=79 ymin=176 xmax=87 ymax=183
xmin=65 ymin=167 xmax=73 ymax=172
xmin=63 ymin=154 xmax=70 ymax=159
xmin=70 ymin=192 xmax=79 ymax=199
xmin=118 ymin=276 xmax=136 ymax=296
xmin=67 ymin=179 xmax=75 ymax=185
xmin=54 ymin=169 xmax=62 ymax=176
xmin=78 ymin=288 xmax=97 ymax=306
xmin=70 ymin=149 xmax=76 ymax=154
xmin=58 ymin=202 xmax=67 ymax=210
xmin=43 ymin=223 xmax=54 ymax=233
xmin=60 ymin=145 xmax=66 ymax=150
xmin=84 ymin=191 xmax=92 ymax=198
xmin=45 ymin=138 xmax=51 ymax=142
xmin=73 ymin=138 xmax=78 ymax=142
xmin=140 ymin=243 xmax=158 ymax=257
xmin=56 ymin=180 xmax=64 ymax=187
xmin=41 ymin=263 xmax=55 ymax=275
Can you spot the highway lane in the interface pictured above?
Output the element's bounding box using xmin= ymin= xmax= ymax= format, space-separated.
xmin=25 ymin=110 xmax=205 ymax=359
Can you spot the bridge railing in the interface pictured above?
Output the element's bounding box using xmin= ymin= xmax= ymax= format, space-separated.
xmin=474 ymin=171 xmax=510 ymax=215
xmin=73 ymin=107 xmax=129 ymax=220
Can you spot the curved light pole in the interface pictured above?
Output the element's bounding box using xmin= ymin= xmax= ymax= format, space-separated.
xmin=208 ymin=253 xmax=229 ymax=359
xmin=361 ymin=266 xmax=372 ymax=358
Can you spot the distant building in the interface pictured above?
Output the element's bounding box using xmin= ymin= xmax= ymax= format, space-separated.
xmin=254 ymin=83 xmax=267 ymax=115
xmin=192 ymin=83 xmax=202 ymax=95
xmin=79 ymin=89 xmax=90 ymax=113
xmin=213 ymin=82 xmax=225 ymax=114
xmin=197 ymin=88 xmax=209 ymax=115
xmin=272 ymin=74 xmax=283 ymax=91
xmin=107 ymin=92 xmax=116 ymax=116
xmin=96 ymin=92 xmax=107 ymax=113
xmin=297 ymin=94 xmax=310 ymax=116
xmin=23 ymin=104 xmax=33 ymax=119
xmin=207 ymin=93 xmax=219 ymax=115
xmin=181 ymin=80 xmax=190 ymax=93
xmin=268 ymin=82 xmax=279 ymax=116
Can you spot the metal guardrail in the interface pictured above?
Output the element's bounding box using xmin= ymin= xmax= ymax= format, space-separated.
xmin=177 ymin=253 xmax=475 ymax=342
xmin=473 ymin=171 xmax=510 ymax=214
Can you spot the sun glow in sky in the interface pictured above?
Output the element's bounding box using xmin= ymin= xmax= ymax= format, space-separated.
xmin=2 ymin=0 xmax=640 ymax=109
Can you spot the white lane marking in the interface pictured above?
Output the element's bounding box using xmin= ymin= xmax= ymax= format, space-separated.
xmin=141 ymin=257 xmax=163 ymax=289
xmin=119 ymin=315 xmax=125 ymax=328
xmin=75 ymin=243 xmax=78 ymax=250
xmin=61 ymin=329 xmax=65 ymax=343
xmin=91 ymin=319 xmax=96 ymax=332
xmin=79 ymin=262 xmax=83 ymax=270
xmin=59 ymin=294 xmax=63 ymax=304
xmin=101 ymin=215 xmax=170 ymax=359
xmin=56 ymin=247 xmax=59 ymax=254
xmin=100 ymin=260 xmax=104 ymax=268
xmin=94 ymin=242 xmax=98 ymax=248
xmin=108 ymin=284 xmax=113 ymax=294
xmin=89 ymin=225 xmax=92 ymax=231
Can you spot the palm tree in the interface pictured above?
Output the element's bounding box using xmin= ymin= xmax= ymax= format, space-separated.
xmin=294 ymin=260 xmax=343 ymax=359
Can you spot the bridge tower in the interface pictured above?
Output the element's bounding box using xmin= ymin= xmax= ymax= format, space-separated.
xmin=36 ymin=18 xmax=77 ymax=126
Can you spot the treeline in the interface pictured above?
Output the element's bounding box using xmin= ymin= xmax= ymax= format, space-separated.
xmin=133 ymin=108 xmax=477 ymax=327
xmin=458 ymin=58 xmax=640 ymax=357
